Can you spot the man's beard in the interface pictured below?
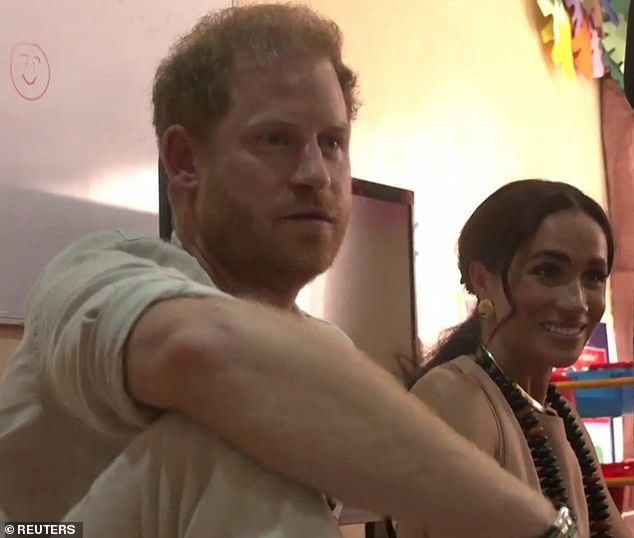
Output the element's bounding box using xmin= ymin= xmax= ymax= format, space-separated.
xmin=199 ymin=187 xmax=348 ymax=297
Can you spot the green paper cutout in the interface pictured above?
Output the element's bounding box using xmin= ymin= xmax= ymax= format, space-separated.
xmin=602 ymin=13 xmax=627 ymax=67
xmin=609 ymin=0 xmax=630 ymax=16
xmin=602 ymin=44 xmax=625 ymax=88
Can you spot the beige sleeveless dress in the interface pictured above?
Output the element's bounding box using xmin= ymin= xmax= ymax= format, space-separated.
xmin=404 ymin=355 xmax=591 ymax=538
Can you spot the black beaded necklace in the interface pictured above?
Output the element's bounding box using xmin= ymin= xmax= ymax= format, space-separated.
xmin=476 ymin=345 xmax=613 ymax=538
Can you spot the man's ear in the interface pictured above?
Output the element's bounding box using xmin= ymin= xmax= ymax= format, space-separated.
xmin=160 ymin=125 xmax=199 ymax=191
xmin=468 ymin=260 xmax=495 ymax=299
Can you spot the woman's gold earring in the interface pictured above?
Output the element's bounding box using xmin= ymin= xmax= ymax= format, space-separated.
xmin=477 ymin=298 xmax=495 ymax=319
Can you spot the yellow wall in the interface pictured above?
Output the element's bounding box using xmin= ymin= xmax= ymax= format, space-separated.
xmin=0 ymin=0 xmax=608 ymax=365
xmin=239 ymin=0 xmax=608 ymax=349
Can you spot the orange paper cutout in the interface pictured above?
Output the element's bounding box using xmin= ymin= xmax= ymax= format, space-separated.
xmin=572 ymin=19 xmax=593 ymax=78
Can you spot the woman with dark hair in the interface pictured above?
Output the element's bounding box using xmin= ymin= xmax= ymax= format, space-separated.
xmin=400 ymin=179 xmax=631 ymax=538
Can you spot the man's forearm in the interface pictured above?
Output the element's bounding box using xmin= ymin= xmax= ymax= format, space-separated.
xmin=129 ymin=296 xmax=557 ymax=537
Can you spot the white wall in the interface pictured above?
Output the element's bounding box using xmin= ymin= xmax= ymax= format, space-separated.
xmin=1 ymin=1 xmax=610 ymax=362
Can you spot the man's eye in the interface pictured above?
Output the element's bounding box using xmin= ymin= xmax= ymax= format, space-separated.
xmin=320 ymin=135 xmax=346 ymax=155
xmin=264 ymin=133 xmax=290 ymax=146
xmin=324 ymin=137 xmax=341 ymax=150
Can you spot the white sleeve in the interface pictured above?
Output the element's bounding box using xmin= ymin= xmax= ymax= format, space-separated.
xmin=27 ymin=233 xmax=226 ymax=436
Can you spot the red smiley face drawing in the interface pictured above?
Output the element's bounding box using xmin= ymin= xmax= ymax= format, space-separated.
xmin=10 ymin=43 xmax=51 ymax=100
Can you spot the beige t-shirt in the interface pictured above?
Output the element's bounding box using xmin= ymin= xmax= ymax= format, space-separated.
xmin=0 ymin=230 xmax=341 ymax=534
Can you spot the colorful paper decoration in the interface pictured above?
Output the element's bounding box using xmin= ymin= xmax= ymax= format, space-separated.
xmin=603 ymin=47 xmax=625 ymax=86
xmin=566 ymin=0 xmax=587 ymax=33
xmin=602 ymin=12 xmax=628 ymax=66
xmin=602 ymin=12 xmax=628 ymax=85
xmin=539 ymin=0 xmax=577 ymax=80
xmin=601 ymin=0 xmax=620 ymax=23
xmin=536 ymin=0 xmax=630 ymax=90
xmin=584 ymin=0 xmax=605 ymax=31
xmin=611 ymin=0 xmax=630 ymax=13
xmin=591 ymin=26 xmax=607 ymax=75
xmin=572 ymin=19 xmax=595 ymax=77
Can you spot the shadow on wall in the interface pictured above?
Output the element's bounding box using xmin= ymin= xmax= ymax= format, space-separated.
xmin=0 ymin=184 xmax=158 ymax=323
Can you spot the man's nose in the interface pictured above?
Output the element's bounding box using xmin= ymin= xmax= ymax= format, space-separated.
xmin=290 ymin=140 xmax=331 ymax=190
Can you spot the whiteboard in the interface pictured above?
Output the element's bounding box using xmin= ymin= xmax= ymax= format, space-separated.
xmin=0 ymin=0 xmax=231 ymax=323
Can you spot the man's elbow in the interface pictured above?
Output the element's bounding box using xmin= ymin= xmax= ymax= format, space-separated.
xmin=125 ymin=297 xmax=230 ymax=414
